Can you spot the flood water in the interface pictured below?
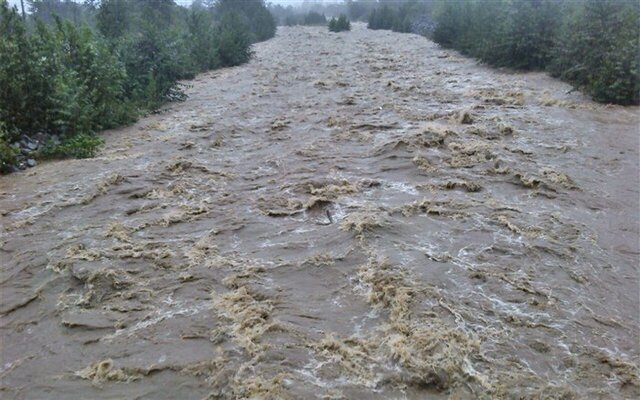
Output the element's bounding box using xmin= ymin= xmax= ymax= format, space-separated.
xmin=1 ymin=24 xmax=639 ymax=399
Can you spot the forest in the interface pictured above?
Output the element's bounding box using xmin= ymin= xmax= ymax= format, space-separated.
xmin=362 ymin=0 xmax=639 ymax=105
xmin=0 ymin=0 xmax=275 ymax=171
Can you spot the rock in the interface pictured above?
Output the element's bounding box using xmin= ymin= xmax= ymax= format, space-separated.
xmin=26 ymin=159 xmax=37 ymax=168
xmin=33 ymin=132 xmax=49 ymax=143
xmin=26 ymin=141 xmax=38 ymax=151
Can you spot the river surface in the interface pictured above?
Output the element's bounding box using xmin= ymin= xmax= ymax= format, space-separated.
xmin=1 ymin=24 xmax=639 ymax=399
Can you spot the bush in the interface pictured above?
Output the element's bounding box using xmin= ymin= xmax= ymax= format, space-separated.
xmin=185 ymin=8 xmax=221 ymax=72
xmin=329 ymin=14 xmax=350 ymax=32
xmin=279 ymin=11 xmax=327 ymax=27
xmin=0 ymin=0 xmax=275 ymax=172
xmin=0 ymin=3 xmax=54 ymax=140
xmin=549 ymin=0 xmax=640 ymax=104
xmin=214 ymin=12 xmax=253 ymax=67
xmin=431 ymin=0 xmax=639 ymax=105
xmin=368 ymin=6 xmax=395 ymax=30
xmin=215 ymin=0 xmax=276 ymax=43
xmin=41 ymin=132 xmax=104 ymax=159
xmin=0 ymin=3 xmax=132 ymax=139
xmin=0 ymin=123 xmax=18 ymax=173
xmin=304 ymin=11 xmax=326 ymax=26
xmin=367 ymin=2 xmax=433 ymax=33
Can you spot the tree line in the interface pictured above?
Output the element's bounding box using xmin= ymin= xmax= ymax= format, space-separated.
xmin=0 ymin=0 xmax=275 ymax=172
xmin=365 ymin=0 xmax=639 ymax=105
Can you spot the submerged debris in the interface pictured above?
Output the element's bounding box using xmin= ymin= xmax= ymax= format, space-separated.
xmin=339 ymin=210 xmax=388 ymax=240
xmin=454 ymin=110 xmax=474 ymax=125
xmin=75 ymin=359 xmax=142 ymax=383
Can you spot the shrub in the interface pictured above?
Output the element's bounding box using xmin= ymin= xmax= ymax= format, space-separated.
xmin=392 ymin=15 xmax=412 ymax=34
xmin=329 ymin=14 xmax=350 ymax=32
xmin=368 ymin=6 xmax=395 ymax=30
xmin=273 ymin=10 xmax=325 ymax=27
xmin=431 ymin=0 xmax=640 ymax=105
xmin=0 ymin=123 xmax=18 ymax=173
xmin=303 ymin=11 xmax=326 ymax=26
xmin=185 ymin=8 xmax=221 ymax=72
xmin=96 ymin=0 xmax=130 ymax=39
xmin=41 ymin=133 xmax=104 ymax=159
xmin=549 ymin=0 xmax=640 ymax=104
xmin=214 ymin=12 xmax=253 ymax=67
xmin=215 ymin=0 xmax=276 ymax=43
xmin=0 ymin=3 xmax=54 ymax=140
xmin=0 ymin=0 xmax=274 ymax=172
xmin=367 ymin=2 xmax=433 ymax=33
xmin=0 ymin=3 xmax=132 ymax=142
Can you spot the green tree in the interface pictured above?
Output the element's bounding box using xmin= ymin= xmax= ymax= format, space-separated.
xmin=214 ymin=11 xmax=252 ymax=66
xmin=550 ymin=0 xmax=639 ymax=104
xmin=329 ymin=14 xmax=350 ymax=33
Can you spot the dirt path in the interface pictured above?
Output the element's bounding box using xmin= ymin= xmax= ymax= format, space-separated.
xmin=1 ymin=24 xmax=639 ymax=399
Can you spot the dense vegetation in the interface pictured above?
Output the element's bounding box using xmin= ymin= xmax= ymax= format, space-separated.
xmin=268 ymin=1 xmax=379 ymax=26
xmin=368 ymin=2 xmax=433 ymax=33
xmin=0 ymin=0 xmax=275 ymax=173
xmin=280 ymin=11 xmax=327 ymax=27
xmin=329 ymin=14 xmax=351 ymax=33
xmin=430 ymin=0 xmax=639 ymax=105
xmin=363 ymin=0 xmax=639 ymax=105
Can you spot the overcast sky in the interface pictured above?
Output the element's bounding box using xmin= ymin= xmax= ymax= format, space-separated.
xmin=6 ymin=0 xmax=319 ymax=8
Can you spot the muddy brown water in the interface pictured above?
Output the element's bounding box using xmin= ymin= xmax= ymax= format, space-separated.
xmin=1 ymin=24 xmax=639 ymax=399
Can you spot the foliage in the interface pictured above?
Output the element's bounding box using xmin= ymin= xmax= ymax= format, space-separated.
xmin=215 ymin=0 xmax=275 ymax=43
xmin=0 ymin=123 xmax=18 ymax=172
xmin=368 ymin=6 xmax=395 ymax=31
xmin=268 ymin=2 xmax=345 ymax=26
xmin=548 ymin=0 xmax=640 ymax=104
xmin=0 ymin=0 xmax=275 ymax=170
xmin=304 ymin=11 xmax=327 ymax=26
xmin=213 ymin=11 xmax=253 ymax=67
xmin=95 ymin=0 xmax=129 ymax=39
xmin=27 ymin=0 xmax=96 ymax=26
xmin=276 ymin=11 xmax=326 ymax=27
xmin=367 ymin=1 xmax=433 ymax=33
xmin=329 ymin=14 xmax=350 ymax=33
xmin=345 ymin=0 xmax=376 ymax=21
xmin=0 ymin=3 xmax=131 ymax=140
xmin=430 ymin=0 xmax=639 ymax=104
xmin=0 ymin=2 xmax=53 ymax=141
xmin=41 ymin=132 xmax=104 ymax=159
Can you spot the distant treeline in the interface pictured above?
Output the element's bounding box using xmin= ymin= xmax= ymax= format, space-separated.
xmin=368 ymin=2 xmax=434 ymax=34
xmin=328 ymin=14 xmax=351 ymax=33
xmin=366 ymin=0 xmax=639 ymax=105
xmin=0 ymin=0 xmax=275 ymax=171
xmin=281 ymin=11 xmax=327 ymax=27
xmin=269 ymin=0 xmax=387 ymax=26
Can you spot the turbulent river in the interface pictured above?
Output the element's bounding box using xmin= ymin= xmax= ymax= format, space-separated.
xmin=1 ymin=24 xmax=639 ymax=399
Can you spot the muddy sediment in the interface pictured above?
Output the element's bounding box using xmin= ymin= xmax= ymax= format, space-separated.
xmin=1 ymin=24 xmax=639 ymax=399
